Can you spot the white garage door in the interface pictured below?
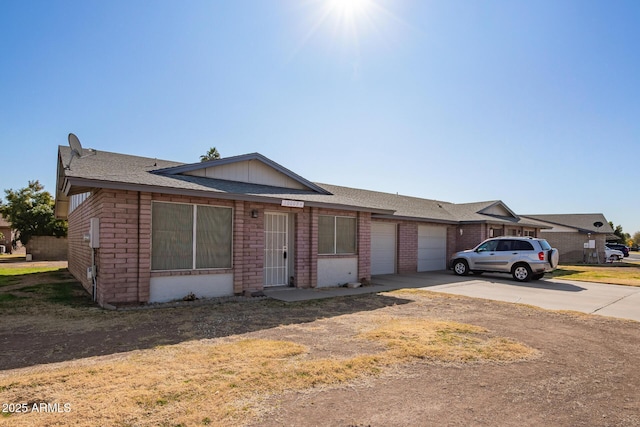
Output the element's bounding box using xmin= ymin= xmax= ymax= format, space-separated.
xmin=371 ymin=222 xmax=396 ymax=275
xmin=418 ymin=225 xmax=447 ymax=271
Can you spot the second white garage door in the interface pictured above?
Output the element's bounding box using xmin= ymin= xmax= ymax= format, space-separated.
xmin=418 ymin=225 xmax=447 ymax=271
xmin=371 ymin=222 xmax=396 ymax=275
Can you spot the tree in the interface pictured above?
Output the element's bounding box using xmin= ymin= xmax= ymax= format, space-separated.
xmin=0 ymin=181 xmax=67 ymax=246
xmin=200 ymin=147 xmax=221 ymax=162
xmin=608 ymin=221 xmax=631 ymax=244
xmin=632 ymin=231 xmax=640 ymax=248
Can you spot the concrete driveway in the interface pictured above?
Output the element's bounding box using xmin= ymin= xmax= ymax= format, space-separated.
xmin=265 ymin=271 xmax=639 ymax=322
xmin=373 ymin=271 xmax=640 ymax=322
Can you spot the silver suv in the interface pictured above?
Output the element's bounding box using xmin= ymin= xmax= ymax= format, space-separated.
xmin=450 ymin=237 xmax=559 ymax=282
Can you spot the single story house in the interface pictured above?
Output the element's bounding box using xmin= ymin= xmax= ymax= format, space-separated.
xmin=0 ymin=215 xmax=14 ymax=254
xmin=56 ymin=146 xmax=546 ymax=307
xmin=521 ymin=214 xmax=615 ymax=263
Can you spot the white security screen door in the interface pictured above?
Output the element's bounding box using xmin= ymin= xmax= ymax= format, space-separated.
xmin=264 ymin=213 xmax=288 ymax=286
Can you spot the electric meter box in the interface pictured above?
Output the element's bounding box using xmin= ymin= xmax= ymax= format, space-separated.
xmin=89 ymin=218 xmax=100 ymax=248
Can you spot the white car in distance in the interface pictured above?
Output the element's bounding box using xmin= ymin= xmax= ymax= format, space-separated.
xmin=605 ymin=247 xmax=624 ymax=262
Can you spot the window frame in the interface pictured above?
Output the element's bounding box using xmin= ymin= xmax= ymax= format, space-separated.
xmin=318 ymin=215 xmax=357 ymax=255
xmin=151 ymin=201 xmax=233 ymax=271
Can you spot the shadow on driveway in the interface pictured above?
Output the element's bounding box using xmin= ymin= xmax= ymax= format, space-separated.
xmin=372 ymin=271 xmax=586 ymax=293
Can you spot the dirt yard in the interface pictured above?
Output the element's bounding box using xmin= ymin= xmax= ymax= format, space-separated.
xmin=1 ymin=261 xmax=639 ymax=426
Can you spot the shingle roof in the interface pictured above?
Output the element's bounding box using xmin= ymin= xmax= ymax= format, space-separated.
xmin=522 ymin=214 xmax=614 ymax=234
xmin=56 ymin=146 xmax=551 ymax=226
xmin=316 ymin=183 xmax=458 ymax=223
xmin=57 ymin=146 xmax=394 ymax=214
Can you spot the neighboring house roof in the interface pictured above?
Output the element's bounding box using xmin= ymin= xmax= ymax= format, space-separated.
xmin=427 ymin=200 xmax=542 ymax=228
xmin=0 ymin=215 xmax=10 ymax=228
xmin=54 ymin=146 xmax=546 ymax=227
xmin=522 ymin=214 xmax=614 ymax=234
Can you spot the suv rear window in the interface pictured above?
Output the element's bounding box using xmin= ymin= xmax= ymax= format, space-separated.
xmin=538 ymin=239 xmax=551 ymax=250
xmin=512 ymin=240 xmax=534 ymax=251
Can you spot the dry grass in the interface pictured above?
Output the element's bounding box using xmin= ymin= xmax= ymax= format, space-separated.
xmin=359 ymin=317 xmax=535 ymax=362
xmin=0 ymin=314 xmax=536 ymax=426
xmin=0 ymin=264 xmax=538 ymax=426
xmin=552 ymin=262 xmax=640 ymax=287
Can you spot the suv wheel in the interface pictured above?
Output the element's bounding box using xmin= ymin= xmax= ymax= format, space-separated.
xmin=512 ymin=263 xmax=532 ymax=282
xmin=452 ymin=259 xmax=469 ymax=276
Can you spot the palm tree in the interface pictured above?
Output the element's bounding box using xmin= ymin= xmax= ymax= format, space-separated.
xmin=200 ymin=147 xmax=221 ymax=162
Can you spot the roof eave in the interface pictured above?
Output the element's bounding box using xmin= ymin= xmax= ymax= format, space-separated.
xmin=60 ymin=177 xmax=395 ymax=214
xmin=372 ymin=214 xmax=457 ymax=225
xmin=458 ymin=219 xmax=547 ymax=228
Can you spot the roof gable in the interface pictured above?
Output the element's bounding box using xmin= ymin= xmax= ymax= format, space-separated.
xmin=477 ymin=201 xmax=519 ymax=219
xmin=153 ymin=153 xmax=331 ymax=195
xmin=449 ymin=200 xmax=520 ymax=222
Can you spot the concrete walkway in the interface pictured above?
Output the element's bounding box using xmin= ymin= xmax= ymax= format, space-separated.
xmin=263 ymin=271 xmax=640 ymax=322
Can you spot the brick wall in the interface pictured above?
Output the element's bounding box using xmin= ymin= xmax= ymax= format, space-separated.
xmin=26 ymin=236 xmax=68 ymax=260
xmin=446 ymin=225 xmax=458 ymax=263
xmin=539 ymin=231 xmax=607 ymax=264
xmin=294 ymin=207 xmax=313 ymax=288
xmin=357 ymin=211 xmax=371 ymax=282
xmin=233 ymin=201 xmax=245 ymax=293
xmin=69 ymin=187 xmax=561 ymax=306
xmin=25 ymin=236 xmax=67 ymax=260
xmin=397 ymin=222 xmax=417 ymax=274
xmin=309 ymin=207 xmax=318 ymax=287
xmin=67 ymin=190 xmax=103 ymax=298
xmin=456 ymin=224 xmax=488 ymax=252
xmin=96 ymin=190 xmax=144 ymax=305
xmin=241 ymin=202 xmax=266 ymax=292
xmin=138 ymin=192 xmax=152 ymax=301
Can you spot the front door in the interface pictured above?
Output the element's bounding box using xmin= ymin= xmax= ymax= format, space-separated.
xmin=264 ymin=213 xmax=288 ymax=286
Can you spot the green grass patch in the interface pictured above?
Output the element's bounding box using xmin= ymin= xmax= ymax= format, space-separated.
xmin=20 ymin=282 xmax=93 ymax=307
xmin=0 ymin=293 xmax=25 ymax=303
xmin=0 ymin=267 xmax=67 ymax=287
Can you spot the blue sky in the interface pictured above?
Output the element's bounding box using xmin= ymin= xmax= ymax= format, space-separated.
xmin=2 ymin=0 xmax=639 ymax=235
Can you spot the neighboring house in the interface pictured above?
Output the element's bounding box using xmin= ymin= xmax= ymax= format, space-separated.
xmin=55 ymin=146 xmax=545 ymax=307
xmin=521 ymin=214 xmax=615 ymax=263
xmin=0 ymin=215 xmax=13 ymax=254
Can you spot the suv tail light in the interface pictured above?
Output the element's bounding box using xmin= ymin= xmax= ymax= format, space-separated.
xmin=538 ymin=252 xmax=545 ymax=261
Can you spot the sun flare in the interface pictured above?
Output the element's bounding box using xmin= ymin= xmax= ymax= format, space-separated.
xmin=288 ymin=0 xmax=405 ymax=73
xmin=327 ymin=0 xmax=374 ymax=20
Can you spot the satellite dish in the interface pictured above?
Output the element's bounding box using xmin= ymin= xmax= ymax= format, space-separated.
xmin=65 ymin=133 xmax=96 ymax=169
xmin=68 ymin=133 xmax=83 ymax=158
xmin=593 ymin=221 xmax=603 ymax=228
